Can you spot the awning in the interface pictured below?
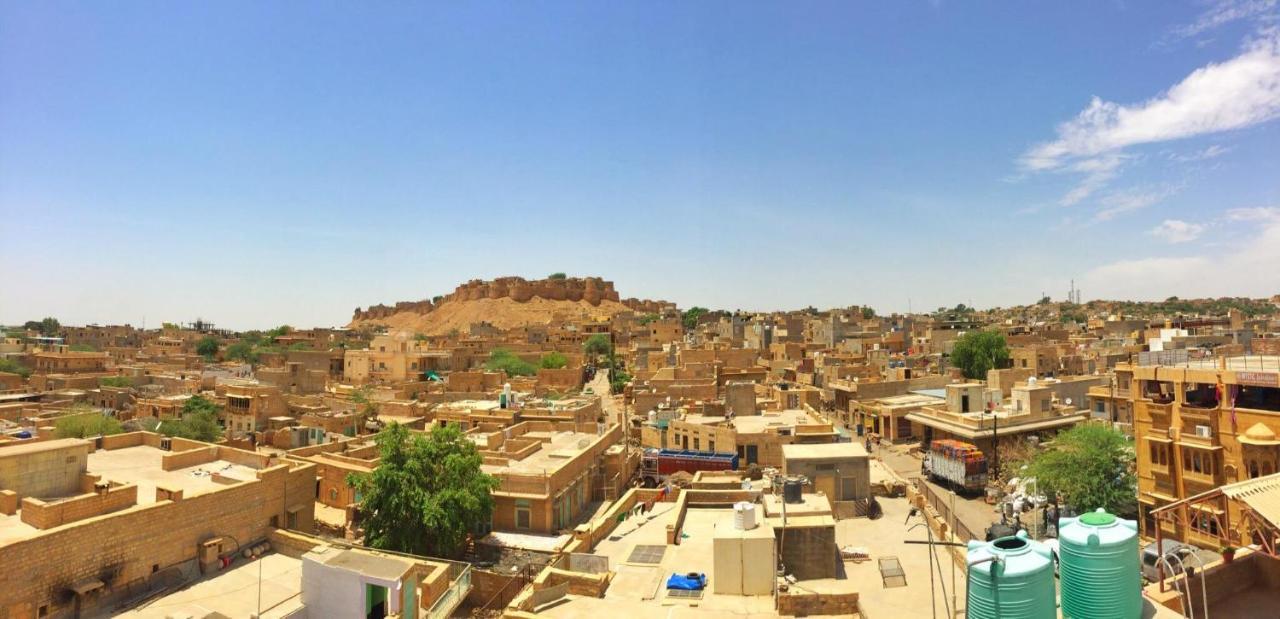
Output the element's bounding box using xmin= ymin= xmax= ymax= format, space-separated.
xmin=1222 ymin=473 xmax=1280 ymax=528
xmin=70 ymin=578 xmax=104 ymax=596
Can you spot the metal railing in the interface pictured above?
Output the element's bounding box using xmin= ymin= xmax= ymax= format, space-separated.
xmin=424 ymin=563 xmax=471 ymax=619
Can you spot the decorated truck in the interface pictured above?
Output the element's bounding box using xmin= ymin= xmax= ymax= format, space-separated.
xmin=925 ymin=439 xmax=988 ymax=494
xmin=640 ymin=448 xmax=739 ymax=487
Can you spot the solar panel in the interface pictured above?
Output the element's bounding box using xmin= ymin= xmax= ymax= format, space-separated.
xmin=627 ymin=545 xmax=667 ymax=565
xmin=666 ymin=589 xmax=704 ymax=600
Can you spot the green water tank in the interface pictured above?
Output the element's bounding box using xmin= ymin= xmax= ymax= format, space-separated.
xmin=966 ymin=530 xmax=1057 ymax=619
xmin=1058 ymin=508 xmax=1142 ymax=619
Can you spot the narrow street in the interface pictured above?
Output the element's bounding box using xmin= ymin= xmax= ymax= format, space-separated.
xmin=877 ymin=442 xmax=1002 ymax=541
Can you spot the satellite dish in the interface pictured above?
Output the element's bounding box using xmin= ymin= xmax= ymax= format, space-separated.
xmin=1065 ymin=398 xmax=1073 ymax=406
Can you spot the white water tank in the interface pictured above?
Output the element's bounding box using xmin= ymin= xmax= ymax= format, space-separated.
xmin=733 ymin=501 xmax=758 ymax=530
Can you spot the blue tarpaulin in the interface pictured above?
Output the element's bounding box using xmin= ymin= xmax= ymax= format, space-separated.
xmin=666 ymin=573 xmax=706 ymax=590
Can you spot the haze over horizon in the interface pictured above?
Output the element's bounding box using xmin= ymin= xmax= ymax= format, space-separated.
xmin=4 ymin=2 xmax=1280 ymax=330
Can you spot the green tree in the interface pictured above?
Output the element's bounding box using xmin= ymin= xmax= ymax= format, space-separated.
xmin=583 ymin=334 xmax=613 ymax=359
xmin=682 ymin=307 xmax=709 ymax=330
xmin=484 ymin=349 xmax=536 ymax=377
xmin=196 ymin=336 xmax=219 ymax=359
xmin=55 ymin=405 xmax=124 ymax=438
xmin=547 ymin=272 xmax=567 ymax=280
xmin=99 ymin=376 xmax=133 ymax=388
xmin=1037 ymin=296 xmax=1051 ymax=305
xmin=0 ymin=358 xmax=32 ymax=378
xmin=38 ymin=317 xmax=61 ymax=336
xmin=1023 ymin=424 xmax=1136 ymax=517
xmin=264 ymin=325 xmax=293 ymax=341
xmin=539 ymin=351 xmax=568 ymax=369
xmin=156 ymin=395 xmax=223 ymax=442
xmin=609 ymin=368 xmax=631 ymax=395
xmin=225 ymin=341 xmax=258 ymax=364
xmin=637 ymin=313 xmax=660 ymax=325
xmin=349 ymin=423 xmax=498 ymax=557
xmin=861 ymin=306 xmax=876 ymax=319
xmin=950 ymin=330 xmax=1009 ymax=380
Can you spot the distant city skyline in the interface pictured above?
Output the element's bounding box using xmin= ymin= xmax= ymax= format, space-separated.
xmin=3 ymin=2 xmax=1279 ymax=330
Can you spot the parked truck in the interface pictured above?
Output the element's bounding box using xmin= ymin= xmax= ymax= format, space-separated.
xmin=640 ymin=448 xmax=739 ymax=487
xmin=925 ymin=439 xmax=988 ymax=494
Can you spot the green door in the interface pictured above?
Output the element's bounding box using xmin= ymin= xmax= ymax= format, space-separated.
xmin=366 ymin=583 xmax=388 ymax=619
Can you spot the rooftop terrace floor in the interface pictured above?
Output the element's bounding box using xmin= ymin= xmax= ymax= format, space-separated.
xmin=115 ymin=553 xmax=303 ymax=618
xmin=88 ymin=445 xmax=258 ymax=504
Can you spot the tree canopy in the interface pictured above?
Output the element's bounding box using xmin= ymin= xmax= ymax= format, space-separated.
xmin=225 ymin=341 xmax=258 ymax=364
xmin=950 ymin=330 xmax=1009 ymax=380
xmin=1021 ymin=424 xmax=1137 ymax=517
xmin=349 ymin=423 xmax=497 ymax=557
xmin=484 ymin=348 xmax=536 ymax=377
xmin=24 ymin=317 xmax=61 ymax=336
xmin=539 ymin=351 xmax=568 ymax=369
xmin=196 ymin=336 xmax=219 ymax=359
xmin=860 ymin=306 xmax=876 ymax=319
xmin=154 ymin=395 xmax=223 ymax=442
xmin=583 ymin=334 xmax=613 ymax=358
xmin=682 ymin=307 xmax=709 ymax=330
xmin=547 ymin=272 xmax=567 ymax=280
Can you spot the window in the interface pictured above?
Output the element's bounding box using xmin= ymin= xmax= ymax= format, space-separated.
xmin=708 ymin=441 xmax=715 ymax=453
xmin=1190 ymin=511 xmax=1220 ymax=537
xmin=693 ymin=438 xmax=700 ymax=451
xmin=515 ymin=499 xmax=531 ymax=529
xmin=329 ymin=488 xmax=338 ymax=501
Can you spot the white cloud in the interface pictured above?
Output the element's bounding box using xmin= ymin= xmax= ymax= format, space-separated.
xmin=1092 ymin=185 xmax=1180 ymax=222
xmin=1168 ymin=144 xmax=1232 ymax=161
xmin=1023 ymin=32 xmax=1280 ymax=171
xmin=1020 ymin=32 xmax=1280 ymax=205
xmin=1148 ymin=219 xmax=1206 ymax=243
xmin=1170 ymin=0 xmax=1277 ymax=41
xmin=1082 ymin=215 xmax=1280 ymax=299
xmin=1226 ymin=205 xmax=1280 ymax=220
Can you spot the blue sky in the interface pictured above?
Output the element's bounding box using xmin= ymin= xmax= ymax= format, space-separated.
xmin=3 ymin=1 xmax=1279 ymax=330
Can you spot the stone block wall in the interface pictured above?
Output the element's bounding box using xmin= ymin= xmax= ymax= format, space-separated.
xmin=20 ymin=484 xmax=138 ymax=529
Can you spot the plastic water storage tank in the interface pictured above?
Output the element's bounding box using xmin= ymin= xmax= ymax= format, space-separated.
xmin=966 ymin=530 xmax=1056 ymax=619
xmin=733 ymin=501 xmax=758 ymax=530
xmin=782 ymin=479 xmax=803 ymax=504
xmin=1058 ymin=508 xmax=1141 ymax=619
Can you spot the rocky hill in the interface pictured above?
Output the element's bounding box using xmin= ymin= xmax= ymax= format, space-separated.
xmin=349 ymin=276 xmax=674 ymax=335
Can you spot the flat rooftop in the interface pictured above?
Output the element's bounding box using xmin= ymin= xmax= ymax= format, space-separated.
xmin=482 ymin=430 xmax=601 ymax=476
xmin=583 ymin=507 xmax=777 ymax=617
xmin=116 ymin=552 xmax=303 ymax=618
xmin=88 ymin=445 xmax=259 ymax=502
xmin=782 ymin=442 xmax=867 ymax=460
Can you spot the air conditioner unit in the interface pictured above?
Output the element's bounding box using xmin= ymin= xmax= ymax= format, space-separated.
xmin=1195 ymin=425 xmax=1212 ymax=438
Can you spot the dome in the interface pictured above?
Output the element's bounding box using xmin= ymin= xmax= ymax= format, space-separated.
xmin=1241 ymin=423 xmax=1280 ymax=445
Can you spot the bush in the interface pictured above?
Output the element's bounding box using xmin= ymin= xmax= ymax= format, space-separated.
xmin=0 ymin=358 xmax=31 ymax=378
xmin=539 ymin=352 xmax=568 ymax=369
xmin=485 ymin=349 xmax=536 ymax=377
xmin=55 ymin=408 xmax=123 ymax=438
xmin=547 ymin=272 xmax=567 ymax=280
xmin=100 ymin=376 xmax=132 ymax=388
